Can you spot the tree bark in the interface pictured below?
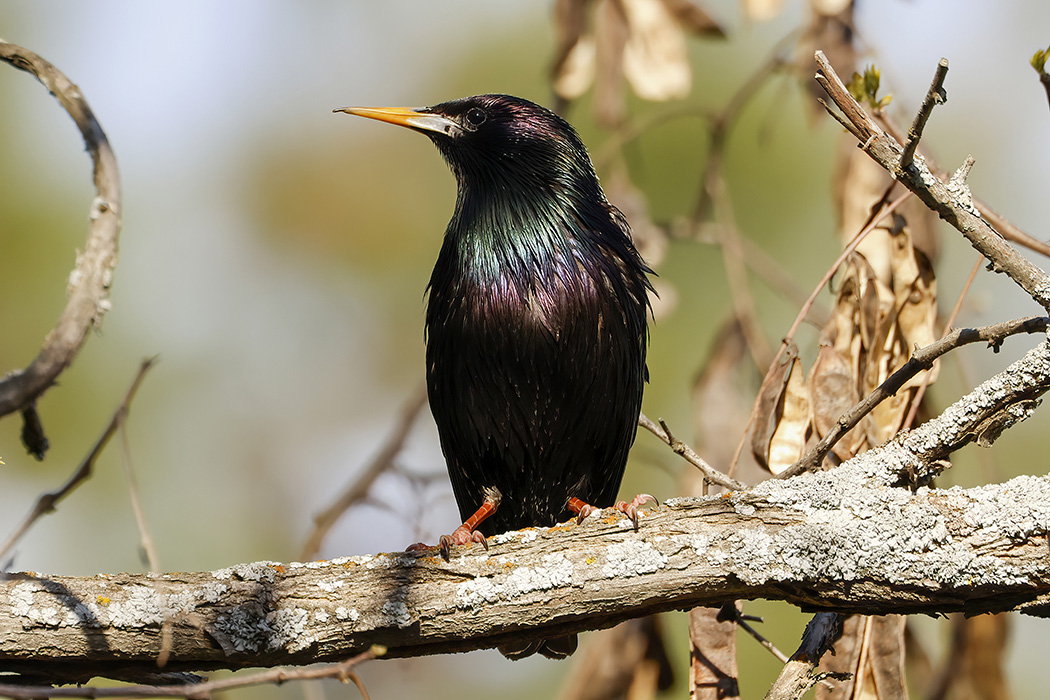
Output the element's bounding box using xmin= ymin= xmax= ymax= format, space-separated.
xmin=3 ymin=458 xmax=1050 ymax=681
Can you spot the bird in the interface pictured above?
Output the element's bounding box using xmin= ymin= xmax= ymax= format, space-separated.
xmin=336 ymin=94 xmax=653 ymax=659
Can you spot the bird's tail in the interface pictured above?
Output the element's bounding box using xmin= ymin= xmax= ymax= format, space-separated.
xmin=498 ymin=634 xmax=578 ymax=660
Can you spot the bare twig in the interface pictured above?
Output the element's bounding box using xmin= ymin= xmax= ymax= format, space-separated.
xmin=120 ymin=417 xmax=160 ymax=574
xmin=815 ymin=50 xmax=1050 ymax=311
xmin=0 ymin=647 xmax=382 ymax=699
xmin=719 ymin=607 xmax=788 ymax=664
xmin=638 ymin=413 xmax=745 ymax=491
xmin=876 ymin=112 xmax=1050 ymax=259
xmin=0 ymin=42 xmax=122 ymax=432
xmin=779 ymin=316 xmax=1050 ymax=478
xmin=900 ymin=58 xmax=949 ymax=171
xmin=0 ymin=358 xmax=156 ymax=565
xmin=300 ymin=384 xmax=428 ymax=561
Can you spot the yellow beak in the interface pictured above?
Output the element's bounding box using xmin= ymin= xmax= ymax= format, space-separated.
xmin=334 ymin=105 xmax=460 ymax=137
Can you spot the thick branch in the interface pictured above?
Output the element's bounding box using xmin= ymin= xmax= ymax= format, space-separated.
xmin=6 ymin=340 xmax=1050 ymax=683
xmin=0 ymin=42 xmax=122 ymax=420
xmin=3 ymin=462 xmax=1050 ymax=682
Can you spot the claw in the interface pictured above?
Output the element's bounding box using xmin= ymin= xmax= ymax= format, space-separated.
xmin=439 ymin=534 xmax=453 ymax=560
xmin=566 ymin=496 xmax=598 ymax=524
xmin=417 ymin=490 xmax=501 ymax=560
xmin=614 ymin=493 xmax=658 ymax=531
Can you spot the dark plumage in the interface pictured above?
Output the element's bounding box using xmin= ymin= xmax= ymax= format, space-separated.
xmin=337 ymin=94 xmax=652 ymax=659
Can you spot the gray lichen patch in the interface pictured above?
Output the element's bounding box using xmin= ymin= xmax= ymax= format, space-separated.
xmin=210 ymin=561 xmax=281 ymax=583
xmin=8 ymin=579 xmax=232 ymax=631
xmin=455 ymin=552 xmax=575 ymax=608
xmin=601 ymin=540 xmax=668 ymax=579
xmin=209 ymin=604 xmax=318 ymax=655
xmin=724 ymin=467 xmax=1050 ymax=589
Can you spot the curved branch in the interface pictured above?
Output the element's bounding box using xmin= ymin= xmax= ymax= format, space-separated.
xmin=0 ymin=42 xmax=122 ymax=421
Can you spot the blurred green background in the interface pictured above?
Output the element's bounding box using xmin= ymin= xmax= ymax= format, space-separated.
xmin=2 ymin=1 xmax=1050 ymax=697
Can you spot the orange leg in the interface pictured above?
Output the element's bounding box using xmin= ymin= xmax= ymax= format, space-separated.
xmin=407 ymin=488 xmax=501 ymax=560
xmin=566 ymin=496 xmax=598 ymax=524
xmin=568 ymin=494 xmax=658 ymax=530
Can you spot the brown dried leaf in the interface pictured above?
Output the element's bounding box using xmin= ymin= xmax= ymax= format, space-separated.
xmin=554 ymin=34 xmax=597 ymax=100
xmin=767 ymin=355 xmax=810 ymax=474
xmin=809 ymin=344 xmax=862 ymax=461
xmin=659 ymin=0 xmax=725 ymax=37
xmin=752 ymin=345 xmax=797 ymax=471
xmin=889 ymin=219 xmax=920 ymax=305
xmin=689 ymin=606 xmax=740 ymax=700
xmin=834 ymin=144 xmax=892 ymax=269
xmin=894 ymin=245 xmax=939 ymax=389
xmin=621 ymin=0 xmax=692 ymax=101
xmin=825 ymin=259 xmax=859 ymax=355
xmin=552 ymin=0 xmax=596 ymax=99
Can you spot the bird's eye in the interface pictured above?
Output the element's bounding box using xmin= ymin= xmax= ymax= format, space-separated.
xmin=465 ymin=107 xmax=487 ymax=127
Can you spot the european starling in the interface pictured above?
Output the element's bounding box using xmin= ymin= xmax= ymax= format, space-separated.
xmin=337 ymin=94 xmax=653 ymax=659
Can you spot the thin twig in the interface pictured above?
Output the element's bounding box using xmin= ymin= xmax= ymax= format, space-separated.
xmin=117 ymin=383 xmax=172 ymax=669
xmin=638 ymin=413 xmax=745 ymax=491
xmin=0 ymin=358 xmax=157 ymax=565
xmin=737 ymin=617 xmax=788 ymax=664
xmin=120 ymin=411 xmax=160 ymax=573
xmin=300 ymin=384 xmax=428 ymax=561
xmin=779 ymin=316 xmax=1050 ymax=478
xmin=900 ymin=58 xmax=949 ymax=170
xmin=0 ymin=647 xmax=382 ymax=699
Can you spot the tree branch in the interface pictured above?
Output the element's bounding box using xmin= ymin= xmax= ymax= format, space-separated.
xmin=0 ymin=42 xmax=122 ymax=431
xmin=4 ymin=376 xmax=1050 ymax=682
xmin=814 ymin=50 xmax=1050 ymax=312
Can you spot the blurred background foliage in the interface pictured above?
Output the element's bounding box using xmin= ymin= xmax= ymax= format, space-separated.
xmin=1 ymin=0 xmax=1049 ymax=698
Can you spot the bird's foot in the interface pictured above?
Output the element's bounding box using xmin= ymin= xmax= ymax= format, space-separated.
xmin=439 ymin=525 xmax=488 ymax=560
xmin=566 ymin=496 xmax=599 ymax=525
xmin=614 ymin=493 xmax=658 ymax=530
xmin=405 ymin=527 xmax=488 ymax=559
xmin=408 ymin=489 xmax=501 ymax=560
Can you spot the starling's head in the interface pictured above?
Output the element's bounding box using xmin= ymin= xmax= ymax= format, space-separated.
xmin=336 ymin=94 xmax=598 ymax=194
